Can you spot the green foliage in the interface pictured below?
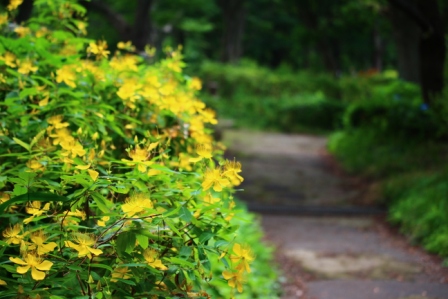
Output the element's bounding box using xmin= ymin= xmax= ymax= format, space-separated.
xmin=0 ymin=1 xmax=278 ymax=298
xmin=199 ymin=61 xmax=344 ymax=133
xmin=205 ymin=202 xmax=281 ymax=299
xmin=328 ymin=128 xmax=448 ymax=260
xmin=328 ymin=129 xmax=448 ymax=178
xmin=200 ymin=60 xmax=340 ymax=99
xmin=387 ymin=173 xmax=448 ymax=258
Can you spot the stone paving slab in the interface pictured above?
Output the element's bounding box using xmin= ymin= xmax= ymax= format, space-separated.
xmin=223 ymin=130 xmax=448 ymax=299
xmin=307 ymin=280 xmax=448 ymax=299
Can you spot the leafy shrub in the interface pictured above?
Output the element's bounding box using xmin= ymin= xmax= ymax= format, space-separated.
xmin=329 ymin=128 xmax=448 ymax=259
xmin=387 ymin=173 xmax=448 ymax=258
xmin=342 ymin=100 xmax=439 ymax=140
xmin=0 ymin=1 xmax=277 ymax=298
xmin=328 ymin=129 xmax=448 ymax=178
xmin=199 ymin=60 xmax=340 ymax=99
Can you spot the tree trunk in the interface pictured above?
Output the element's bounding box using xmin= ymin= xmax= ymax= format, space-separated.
xmin=131 ymin=0 xmax=154 ymax=51
xmin=218 ymin=0 xmax=246 ymax=63
xmin=387 ymin=0 xmax=446 ymax=103
xmin=372 ymin=20 xmax=383 ymax=72
xmin=16 ymin=0 xmax=34 ymax=23
xmin=388 ymin=3 xmax=421 ymax=84
xmin=416 ymin=0 xmax=445 ymax=103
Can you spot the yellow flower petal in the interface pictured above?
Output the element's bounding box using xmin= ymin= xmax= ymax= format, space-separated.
xmin=75 ymin=164 xmax=91 ymax=170
xmin=38 ymin=97 xmax=49 ymax=107
xmin=189 ymin=156 xmax=202 ymax=163
xmin=87 ymin=247 xmax=103 ymax=256
xmin=222 ymin=270 xmax=233 ymax=280
xmin=88 ymin=169 xmax=99 ymax=181
xmin=9 ymin=257 xmax=27 ymax=265
xmin=233 ymin=243 xmax=242 ymax=256
xmin=0 ymin=279 xmax=6 ymax=285
xmin=31 ymin=267 xmax=46 ymax=280
xmin=36 ymin=260 xmax=53 ymax=271
xmin=16 ymin=265 xmax=30 ymax=274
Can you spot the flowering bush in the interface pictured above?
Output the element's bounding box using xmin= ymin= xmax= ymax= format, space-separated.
xmin=0 ymin=1 xmax=255 ymax=298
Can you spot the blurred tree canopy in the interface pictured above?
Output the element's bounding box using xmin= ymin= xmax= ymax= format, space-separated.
xmin=5 ymin=0 xmax=447 ymax=100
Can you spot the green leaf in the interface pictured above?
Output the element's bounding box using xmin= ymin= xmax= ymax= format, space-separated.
xmin=179 ymin=206 xmax=192 ymax=222
xmin=110 ymin=184 xmax=131 ymax=194
xmin=164 ymin=218 xmax=182 ymax=237
xmin=116 ymin=231 xmax=136 ymax=254
xmin=30 ymin=129 xmax=46 ymax=148
xmin=91 ymin=192 xmax=113 ymax=214
xmin=12 ymin=137 xmax=30 ymax=152
xmin=136 ymin=234 xmax=149 ymax=249
xmin=19 ymin=87 xmax=38 ymax=99
xmin=166 ymin=257 xmax=195 ymax=268
xmin=19 ymin=171 xmax=37 ymax=183
xmin=179 ymin=246 xmax=192 ymax=257
xmin=0 ymin=176 xmax=7 ymax=189
xmin=89 ymin=263 xmax=113 ymax=272
xmin=199 ymin=231 xmax=214 ymax=243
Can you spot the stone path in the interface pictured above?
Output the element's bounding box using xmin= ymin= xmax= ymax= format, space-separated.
xmin=223 ymin=130 xmax=448 ymax=299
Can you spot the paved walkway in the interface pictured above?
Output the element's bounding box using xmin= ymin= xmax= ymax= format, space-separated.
xmin=223 ymin=130 xmax=448 ymax=299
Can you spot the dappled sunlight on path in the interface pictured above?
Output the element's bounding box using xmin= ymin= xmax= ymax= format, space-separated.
xmin=223 ymin=130 xmax=448 ymax=299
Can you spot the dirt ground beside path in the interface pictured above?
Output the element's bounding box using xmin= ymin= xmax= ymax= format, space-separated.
xmin=222 ymin=130 xmax=448 ymax=299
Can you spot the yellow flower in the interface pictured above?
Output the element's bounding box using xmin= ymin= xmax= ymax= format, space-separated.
xmin=222 ymin=160 xmax=244 ymax=186
xmin=14 ymin=26 xmax=30 ymax=37
xmin=123 ymin=144 xmax=154 ymax=172
xmin=88 ymin=169 xmax=99 ymax=181
xmin=7 ymin=0 xmax=23 ymax=11
xmin=0 ymin=52 xmax=16 ymax=68
xmin=87 ymin=40 xmax=110 ymax=59
xmin=203 ymin=193 xmax=220 ymax=205
xmin=110 ymin=55 xmax=139 ymax=71
xmin=47 ymin=115 xmax=70 ymax=129
xmin=0 ymin=279 xmax=6 ymax=285
xmin=24 ymin=201 xmax=50 ymax=224
xmin=0 ymin=192 xmax=16 ymax=212
xmin=143 ymin=248 xmax=167 ymax=270
xmin=65 ymin=233 xmax=102 ymax=258
xmin=10 ymin=253 xmax=53 ymax=281
xmin=200 ymin=108 xmax=218 ymax=125
xmin=189 ymin=144 xmax=213 ymax=163
xmin=0 ymin=14 xmax=8 ymax=26
xmin=26 ymin=159 xmax=44 ymax=171
xmin=121 ymin=193 xmax=153 ymax=217
xmin=50 ymin=128 xmax=73 ymax=147
xmin=97 ymin=216 xmax=110 ymax=227
xmin=56 ymin=65 xmax=77 ymax=88
xmin=61 ymin=141 xmax=86 ymax=158
xmin=117 ymin=41 xmax=135 ymax=51
xmin=230 ymin=243 xmax=255 ymax=273
xmin=110 ymin=266 xmax=132 ymax=282
xmin=201 ymin=168 xmax=229 ymax=192
xmin=35 ymin=27 xmax=48 ymax=38
xmin=189 ymin=77 xmax=202 ymax=91
xmin=29 ymin=231 xmax=57 ymax=255
xmin=222 ymin=270 xmax=245 ymax=293
xmin=17 ymin=59 xmax=38 ymax=75
xmin=67 ymin=209 xmax=86 ymax=220
xmin=2 ymin=224 xmax=25 ymax=245
xmin=76 ymin=21 xmax=87 ymax=35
